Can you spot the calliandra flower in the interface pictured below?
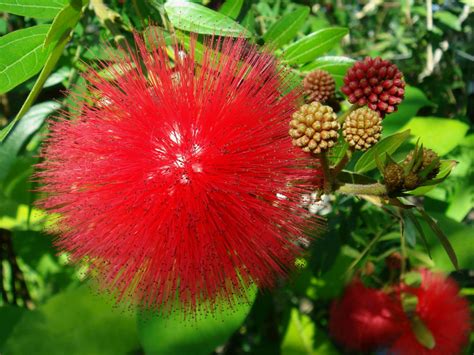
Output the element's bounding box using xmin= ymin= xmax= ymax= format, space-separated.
xmin=389 ymin=270 xmax=471 ymax=355
xmin=329 ymin=279 xmax=404 ymax=351
xmin=341 ymin=57 xmax=405 ymax=117
xmin=36 ymin=31 xmax=320 ymax=313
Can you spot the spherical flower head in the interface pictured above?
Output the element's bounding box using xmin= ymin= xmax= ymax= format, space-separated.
xmin=303 ymin=69 xmax=336 ymax=103
xmin=37 ymin=32 xmax=320 ymax=313
xmin=389 ymin=270 xmax=471 ymax=355
xmin=341 ymin=57 xmax=405 ymax=117
xmin=329 ymin=279 xmax=404 ymax=351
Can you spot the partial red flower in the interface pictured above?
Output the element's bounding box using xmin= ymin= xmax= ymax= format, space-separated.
xmin=389 ymin=270 xmax=471 ymax=355
xmin=37 ymin=32 xmax=320 ymax=312
xmin=341 ymin=57 xmax=405 ymax=117
xmin=329 ymin=279 xmax=404 ymax=351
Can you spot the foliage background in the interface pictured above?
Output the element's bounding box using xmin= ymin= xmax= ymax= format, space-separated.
xmin=0 ymin=0 xmax=473 ymax=354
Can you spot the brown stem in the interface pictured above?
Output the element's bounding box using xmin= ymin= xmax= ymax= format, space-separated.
xmin=336 ymin=182 xmax=388 ymax=197
xmin=319 ymin=153 xmax=333 ymax=194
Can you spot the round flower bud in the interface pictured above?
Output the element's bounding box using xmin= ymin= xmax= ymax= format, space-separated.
xmin=384 ymin=163 xmax=405 ymax=194
xmin=404 ymin=172 xmax=420 ymax=190
xmin=303 ymin=69 xmax=336 ymax=103
xmin=405 ymin=148 xmax=440 ymax=179
xmin=341 ymin=57 xmax=405 ymax=117
xmin=342 ymin=107 xmax=382 ymax=151
xmin=289 ymin=102 xmax=340 ymax=154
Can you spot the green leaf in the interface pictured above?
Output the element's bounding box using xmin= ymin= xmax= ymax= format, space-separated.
xmin=327 ymin=135 xmax=349 ymax=166
xmin=240 ymin=8 xmax=255 ymax=34
xmin=0 ymin=25 xmax=53 ymax=94
xmin=405 ymin=209 xmax=431 ymax=258
xmin=337 ymin=170 xmax=377 ymax=185
xmin=219 ymin=0 xmax=243 ymax=20
xmin=2 ymin=286 xmax=141 ymax=355
xmin=44 ymin=0 xmax=83 ymax=48
xmin=411 ymin=316 xmax=436 ymax=350
xmin=137 ymin=288 xmax=256 ymax=355
xmin=383 ymin=86 xmax=433 ymax=136
xmin=281 ymin=308 xmax=338 ymax=355
xmin=0 ymin=306 xmax=25 ymax=350
xmin=0 ymin=102 xmax=59 ymax=181
xmin=1 ymin=13 xmax=79 ymax=142
xmin=403 ymin=210 xmax=417 ymax=247
xmin=164 ymin=0 xmax=251 ymax=37
xmin=354 ymin=130 xmax=411 ymax=173
xmin=434 ymin=11 xmax=461 ymax=31
xmin=402 ymin=271 xmax=422 ymax=288
xmin=418 ymin=209 xmax=459 ymax=270
xmin=409 ymin=160 xmax=457 ymax=195
xmin=401 ymin=117 xmax=469 ymax=156
xmin=283 ymin=27 xmax=348 ymax=65
xmin=0 ymin=0 xmax=68 ymax=19
xmin=422 ymin=213 xmax=474 ymax=272
xmin=263 ymin=7 xmax=309 ymax=48
xmin=301 ymin=56 xmax=354 ymax=88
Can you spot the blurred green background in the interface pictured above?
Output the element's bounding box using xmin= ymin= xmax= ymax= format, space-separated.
xmin=0 ymin=0 xmax=472 ymax=354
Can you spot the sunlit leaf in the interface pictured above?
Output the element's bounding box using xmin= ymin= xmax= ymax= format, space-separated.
xmin=263 ymin=7 xmax=309 ymax=48
xmin=0 ymin=0 xmax=68 ymax=19
xmin=283 ymin=27 xmax=348 ymax=65
xmin=164 ymin=0 xmax=251 ymax=37
xmin=354 ymin=130 xmax=410 ymax=173
xmin=0 ymin=25 xmax=52 ymax=94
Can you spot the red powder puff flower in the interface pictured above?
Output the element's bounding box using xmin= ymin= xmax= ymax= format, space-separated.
xmin=389 ymin=270 xmax=471 ymax=355
xmin=329 ymin=279 xmax=404 ymax=351
xmin=341 ymin=57 xmax=405 ymax=117
xmin=37 ymin=32 xmax=320 ymax=312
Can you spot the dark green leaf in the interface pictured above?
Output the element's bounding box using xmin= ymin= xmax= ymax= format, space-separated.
xmin=283 ymin=27 xmax=348 ymax=65
xmin=418 ymin=209 xmax=459 ymax=270
xmin=137 ymin=289 xmax=256 ymax=355
xmin=402 ymin=210 xmax=417 ymax=247
xmin=219 ymin=0 xmax=243 ymax=19
xmin=3 ymin=286 xmax=140 ymax=355
xmin=0 ymin=306 xmax=25 ymax=350
xmin=337 ymin=171 xmax=377 ymax=185
xmin=0 ymin=25 xmax=53 ymax=94
xmin=327 ymin=136 xmax=349 ymax=166
xmin=405 ymin=210 xmax=431 ymax=258
xmin=164 ymin=0 xmax=251 ymax=37
xmin=0 ymin=102 xmax=60 ymax=181
xmin=422 ymin=213 xmax=474 ymax=272
xmin=0 ymin=0 xmax=68 ymax=19
xmin=354 ymin=129 xmax=411 ymax=173
xmin=263 ymin=7 xmax=309 ymax=48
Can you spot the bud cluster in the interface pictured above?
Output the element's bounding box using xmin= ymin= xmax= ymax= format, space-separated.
xmin=383 ymin=147 xmax=441 ymax=194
